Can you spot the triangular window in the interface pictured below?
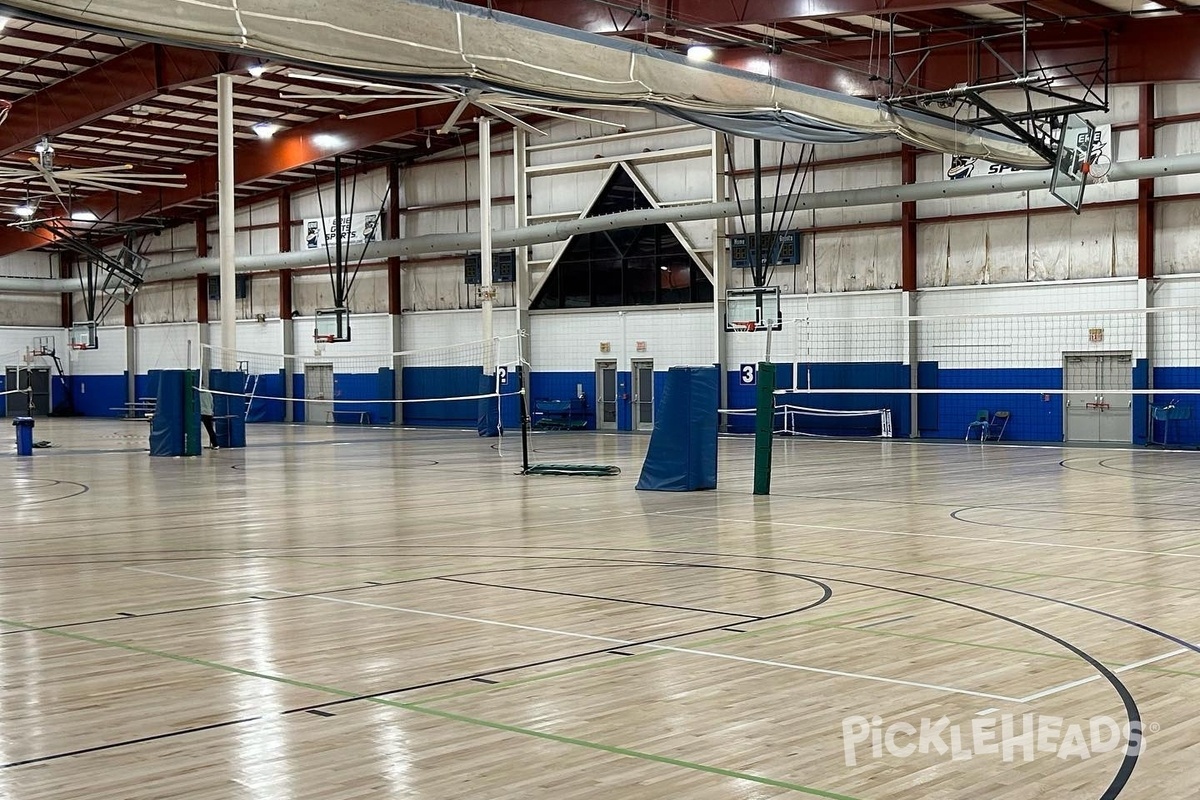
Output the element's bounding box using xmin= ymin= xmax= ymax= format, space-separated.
xmin=532 ymin=167 xmax=713 ymax=309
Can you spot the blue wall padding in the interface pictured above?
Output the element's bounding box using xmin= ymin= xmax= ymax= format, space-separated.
xmin=208 ymin=370 xmax=246 ymax=448
xmin=149 ymin=370 xmax=186 ymax=457
xmin=726 ymin=362 xmax=910 ymax=437
xmin=73 ymin=375 xmax=128 ymax=417
xmin=333 ymin=368 xmax=394 ymax=425
xmin=246 ymin=370 xmax=286 ymax=422
xmin=529 ymin=371 xmax=595 ymax=429
xmin=402 ymin=366 xmax=481 ymax=428
xmin=636 ymin=366 xmax=719 ymax=492
xmin=1152 ymin=367 xmax=1200 ymax=446
xmin=1133 ymin=359 xmax=1149 ymax=444
xmin=477 ymin=372 xmax=500 ymax=437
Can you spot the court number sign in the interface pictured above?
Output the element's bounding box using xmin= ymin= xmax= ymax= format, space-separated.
xmin=740 ymin=363 xmax=757 ymax=385
xmin=498 ymin=366 xmax=509 ymax=385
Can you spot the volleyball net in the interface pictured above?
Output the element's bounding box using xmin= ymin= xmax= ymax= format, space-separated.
xmin=199 ymin=334 xmax=525 ymax=429
xmin=721 ymin=304 xmax=1200 ymax=442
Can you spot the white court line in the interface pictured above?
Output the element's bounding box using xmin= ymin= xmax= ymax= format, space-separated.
xmin=976 ymin=647 xmax=1189 ymax=716
xmin=657 ymin=511 xmax=1200 ymax=561
xmin=1017 ymin=648 xmax=1188 ymax=704
xmin=123 ymin=566 xmax=269 ymax=589
xmin=121 ymin=565 xmax=1017 ymax=702
xmin=307 ymin=594 xmax=1019 ymax=702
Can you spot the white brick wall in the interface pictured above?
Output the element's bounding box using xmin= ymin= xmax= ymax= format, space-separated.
xmin=531 ymin=306 xmax=714 ymax=372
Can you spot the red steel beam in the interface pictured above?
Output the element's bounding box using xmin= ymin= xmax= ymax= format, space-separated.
xmin=1138 ymin=83 xmax=1154 ymax=280
xmin=0 ymin=101 xmax=458 ymax=257
xmin=900 ymin=145 xmax=917 ymax=292
xmin=0 ymin=43 xmax=251 ymax=157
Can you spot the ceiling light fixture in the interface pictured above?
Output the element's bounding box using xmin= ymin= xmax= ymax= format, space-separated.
xmin=34 ymin=137 xmax=53 ymax=155
xmin=253 ymin=121 xmax=279 ymax=139
xmin=313 ymin=133 xmax=340 ymax=148
xmin=13 ymin=202 xmax=35 ymax=218
xmin=70 ymin=210 xmax=98 ymax=222
xmin=247 ymin=63 xmax=267 ymax=78
xmin=686 ymin=45 xmax=714 ymax=61
xmin=0 ymin=16 xmax=10 ymax=30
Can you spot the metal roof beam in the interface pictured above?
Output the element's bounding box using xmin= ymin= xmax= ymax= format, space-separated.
xmin=0 ymin=43 xmax=251 ymax=157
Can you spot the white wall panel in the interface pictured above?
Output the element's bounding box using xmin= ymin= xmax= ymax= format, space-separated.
xmin=531 ymin=307 xmax=713 ymax=372
xmin=136 ymin=323 xmax=202 ymax=371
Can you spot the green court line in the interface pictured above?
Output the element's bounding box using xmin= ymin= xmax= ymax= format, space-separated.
xmin=0 ymin=614 xmax=860 ymax=799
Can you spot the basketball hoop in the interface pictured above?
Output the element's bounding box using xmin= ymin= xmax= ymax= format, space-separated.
xmin=313 ymin=335 xmax=336 ymax=344
xmin=69 ymin=343 xmax=88 ymax=351
xmin=1084 ymin=153 xmax=1111 ymax=184
xmin=730 ymin=320 xmax=758 ymax=333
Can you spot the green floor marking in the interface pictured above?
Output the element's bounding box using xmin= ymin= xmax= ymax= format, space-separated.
xmin=0 ymin=614 xmax=862 ymax=799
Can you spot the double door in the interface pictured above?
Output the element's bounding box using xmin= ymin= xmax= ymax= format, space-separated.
xmin=1064 ymin=353 xmax=1132 ymax=443
xmin=595 ymin=360 xmax=654 ymax=431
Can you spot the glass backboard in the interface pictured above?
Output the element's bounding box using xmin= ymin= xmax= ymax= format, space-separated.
xmin=314 ymin=307 xmax=350 ymax=342
xmin=725 ymin=286 xmax=782 ymax=331
xmin=1049 ymin=115 xmax=1096 ymax=214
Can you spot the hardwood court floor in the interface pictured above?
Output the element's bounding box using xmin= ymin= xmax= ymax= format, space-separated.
xmin=1 ymin=419 xmax=1198 ymax=799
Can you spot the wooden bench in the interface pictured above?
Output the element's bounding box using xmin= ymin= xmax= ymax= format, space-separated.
xmin=325 ymin=409 xmax=371 ymax=425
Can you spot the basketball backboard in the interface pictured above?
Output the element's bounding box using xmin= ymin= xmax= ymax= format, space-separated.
xmin=70 ymin=321 xmax=98 ymax=350
xmin=1050 ymin=115 xmax=1097 ymax=214
xmin=725 ymin=286 xmax=782 ymax=331
xmin=314 ymin=307 xmax=350 ymax=342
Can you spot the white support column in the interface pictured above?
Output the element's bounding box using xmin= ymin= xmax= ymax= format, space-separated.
xmin=513 ymin=127 xmax=532 ymax=373
xmin=479 ymin=116 xmax=495 ymax=375
xmin=217 ymin=73 xmax=237 ymax=367
xmin=712 ymin=131 xmax=729 ymax=423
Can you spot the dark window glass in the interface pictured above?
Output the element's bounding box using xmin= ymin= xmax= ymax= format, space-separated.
xmin=530 ymin=166 xmax=712 ymax=310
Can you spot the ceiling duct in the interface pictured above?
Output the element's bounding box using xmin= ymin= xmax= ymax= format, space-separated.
xmin=2 ymin=152 xmax=1199 ymax=295
xmin=0 ymin=0 xmax=1046 ymax=166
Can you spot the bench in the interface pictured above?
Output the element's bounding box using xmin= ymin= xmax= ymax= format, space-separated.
xmin=112 ymin=399 xmax=157 ymax=419
xmin=326 ymin=409 xmax=371 ymax=425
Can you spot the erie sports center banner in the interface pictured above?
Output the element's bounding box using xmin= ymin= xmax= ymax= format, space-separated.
xmin=302 ymin=212 xmax=381 ymax=251
xmin=943 ymin=123 xmax=1112 ymax=181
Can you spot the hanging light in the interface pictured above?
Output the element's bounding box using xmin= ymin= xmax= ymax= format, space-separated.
xmin=687 ymin=45 xmax=714 ymax=61
xmin=247 ymin=63 xmax=267 ymax=78
xmin=13 ymin=201 xmax=35 ymax=218
xmin=70 ymin=210 xmax=98 ymax=222
xmin=34 ymin=137 xmax=53 ymax=155
xmin=252 ymin=120 xmax=279 ymax=139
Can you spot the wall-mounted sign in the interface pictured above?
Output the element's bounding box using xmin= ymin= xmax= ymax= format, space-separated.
xmin=943 ymin=123 xmax=1112 ymax=181
xmin=303 ymin=212 xmax=381 ymax=251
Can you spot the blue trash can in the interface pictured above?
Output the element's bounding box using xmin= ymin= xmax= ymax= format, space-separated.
xmin=13 ymin=417 xmax=34 ymax=457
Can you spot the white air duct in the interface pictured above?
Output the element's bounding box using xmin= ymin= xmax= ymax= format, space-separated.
xmin=0 ymin=153 xmax=1195 ymax=295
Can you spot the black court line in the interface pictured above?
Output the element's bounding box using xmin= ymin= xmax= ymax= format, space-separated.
xmin=0 ymin=717 xmax=259 ymax=768
xmin=0 ymin=549 xmax=1147 ymax=798
xmin=305 ymin=709 xmax=336 ymax=717
xmin=436 ymin=576 xmax=760 ymax=619
xmin=0 ymin=478 xmax=89 ymax=509
xmin=856 ymin=615 xmax=915 ymax=629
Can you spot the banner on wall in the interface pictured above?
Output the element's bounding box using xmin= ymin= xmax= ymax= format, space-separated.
xmin=302 ymin=212 xmax=381 ymax=251
xmin=943 ymin=123 xmax=1112 ymax=181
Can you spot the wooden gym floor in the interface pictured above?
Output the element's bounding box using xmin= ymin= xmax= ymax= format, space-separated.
xmin=1 ymin=419 xmax=1197 ymax=799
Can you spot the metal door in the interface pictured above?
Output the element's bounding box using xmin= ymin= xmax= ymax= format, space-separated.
xmin=305 ymin=363 xmax=334 ymax=424
xmin=596 ymin=360 xmax=617 ymax=430
xmin=632 ymin=359 xmax=654 ymax=431
xmin=1064 ymin=353 xmax=1132 ymax=443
